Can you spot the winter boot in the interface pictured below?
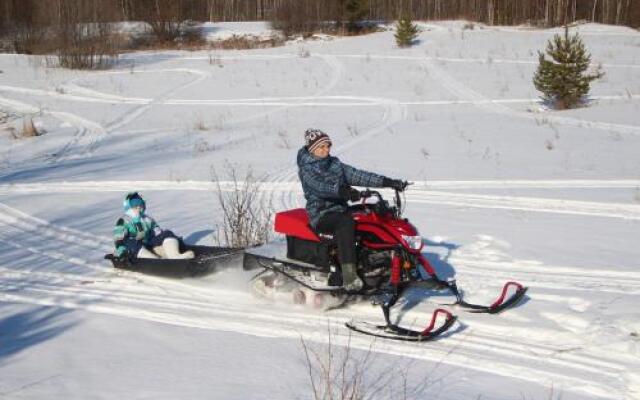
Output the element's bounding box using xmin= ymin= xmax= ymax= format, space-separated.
xmin=137 ymin=247 xmax=159 ymax=259
xmin=153 ymin=246 xmax=167 ymax=259
xmin=162 ymin=238 xmax=195 ymax=259
xmin=341 ymin=263 xmax=363 ymax=293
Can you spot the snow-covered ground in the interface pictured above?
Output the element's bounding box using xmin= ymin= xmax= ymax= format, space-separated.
xmin=1 ymin=21 xmax=639 ymax=399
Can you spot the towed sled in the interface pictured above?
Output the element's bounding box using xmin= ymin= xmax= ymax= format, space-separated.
xmin=244 ymin=187 xmax=528 ymax=341
xmin=105 ymin=244 xmax=241 ymax=278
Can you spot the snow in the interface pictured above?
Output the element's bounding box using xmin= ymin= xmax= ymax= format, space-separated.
xmin=201 ymin=21 xmax=278 ymax=41
xmin=1 ymin=21 xmax=639 ymax=399
xmin=111 ymin=21 xmax=279 ymax=42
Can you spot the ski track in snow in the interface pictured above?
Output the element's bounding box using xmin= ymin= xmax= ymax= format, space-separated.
xmin=0 ymin=215 xmax=634 ymax=400
xmin=0 ymin=53 xmax=636 ymax=157
xmin=422 ymin=58 xmax=640 ymax=136
xmin=0 ymin=186 xmax=637 ymax=398
xmin=0 ymin=276 xmax=630 ymax=400
xmin=0 ymin=54 xmax=345 ymax=171
xmin=1 ymin=179 xmax=640 ymax=220
xmin=4 ymin=84 xmax=639 ymax=106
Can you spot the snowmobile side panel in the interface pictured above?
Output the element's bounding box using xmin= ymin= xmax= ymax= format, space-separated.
xmin=286 ymin=235 xmax=332 ymax=268
xmin=243 ymin=251 xmax=325 ymax=272
xmin=253 ymin=256 xmax=343 ymax=292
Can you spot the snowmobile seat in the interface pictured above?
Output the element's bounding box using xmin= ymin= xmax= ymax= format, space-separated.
xmin=274 ymin=208 xmax=322 ymax=242
xmin=275 ymin=209 xmax=336 ymax=268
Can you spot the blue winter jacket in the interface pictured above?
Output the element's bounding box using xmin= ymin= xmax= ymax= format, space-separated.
xmin=297 ymin=146 xmax=386 ymax=227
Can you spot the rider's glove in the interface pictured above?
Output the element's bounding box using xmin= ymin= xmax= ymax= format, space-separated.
xmin=383 ymin=178 xmax=408 ymax=192
xmin=339 ymin=185 xmax=362 ymax=202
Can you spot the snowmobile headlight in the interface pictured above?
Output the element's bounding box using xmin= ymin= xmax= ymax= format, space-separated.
xmin=402 ymin=235 xmax=423 ymax=250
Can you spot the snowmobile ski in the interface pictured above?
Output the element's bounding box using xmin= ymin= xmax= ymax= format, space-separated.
xmin=346 ymin=308 xmax=456 ymax=342
xmin=406 ymin=279 xmax=528 ymax=314
xmin=445 ymin=280 xmax=528 ymax=314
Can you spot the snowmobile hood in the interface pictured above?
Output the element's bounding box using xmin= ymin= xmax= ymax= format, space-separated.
xmin=386 ymin=217 xmax=419 ymax=237
xmin=355 ymin=212 xmax=419 ymax=237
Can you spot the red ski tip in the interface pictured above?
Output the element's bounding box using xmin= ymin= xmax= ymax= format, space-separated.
xmin=491 ymin=281 xmax=525 ymax=309
xmin=422 ymin=308 xmax=455 ymax=336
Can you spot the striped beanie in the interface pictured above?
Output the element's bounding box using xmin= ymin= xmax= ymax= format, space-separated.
xmin=305 ymin=128 xmax=332 ymax=153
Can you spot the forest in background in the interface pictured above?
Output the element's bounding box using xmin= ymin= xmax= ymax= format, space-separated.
xmin=0 ymin=0 xmax=637 ymax=61
xmin=2 ymin=0 xmax=638 ymax=31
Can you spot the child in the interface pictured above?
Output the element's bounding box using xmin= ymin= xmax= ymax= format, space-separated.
xmin=113 ymin=192 xmax=194 ymax=260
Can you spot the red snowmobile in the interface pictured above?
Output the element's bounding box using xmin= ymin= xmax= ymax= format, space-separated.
xmin=243 ymin=187 xmax=527 ymax=341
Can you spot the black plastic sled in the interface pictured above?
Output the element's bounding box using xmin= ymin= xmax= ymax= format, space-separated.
xmin=105 ymin=245 xmax=242 ymax=278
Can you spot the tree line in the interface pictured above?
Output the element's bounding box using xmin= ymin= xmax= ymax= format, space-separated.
xmin=0 ymin=0 xmax=637 ymax=68
xmin=1 ymin=0 xmax=638 ymax=32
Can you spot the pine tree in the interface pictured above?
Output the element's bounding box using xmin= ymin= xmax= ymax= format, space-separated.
xmin=533 ymin=26 xmax=604 ymax=109
xmin=343 ymin=0 xmax=368 ymax=32
xmin=394 ymin=14 xmax=419 ymax=47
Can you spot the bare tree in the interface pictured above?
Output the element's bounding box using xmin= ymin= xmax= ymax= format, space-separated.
xmin=2 ymin=0 xmax=639 ymax=53
xmin=211 ymin=163 xmax=274 ymax=248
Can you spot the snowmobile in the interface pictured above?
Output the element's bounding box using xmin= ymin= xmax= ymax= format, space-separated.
xmin=105 ymin=244 xmax=241 ymax=278
xmin=243 ymin=186 xmax=528 ymax=341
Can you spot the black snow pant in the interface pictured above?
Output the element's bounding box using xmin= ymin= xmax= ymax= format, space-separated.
xmin=315 ymin=212 xmax=356 ymax=266
xmin=123 ymin=230 xmax=178 ymax=257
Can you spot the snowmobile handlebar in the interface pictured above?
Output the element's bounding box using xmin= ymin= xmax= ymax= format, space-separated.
xmin=359 ymin=189 xmax=378 ymax=200
xmin=358 ymin=184 xmax=411 ymax=218
xmin=359 ymin=182 xmax=412 ymax=200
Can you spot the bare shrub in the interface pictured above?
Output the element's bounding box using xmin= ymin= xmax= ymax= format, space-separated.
xmin=270 ymin=0 xmax=321 ymax=37
xmin=9 ymin=117 xmax=41 ymax=139
xmin=56 ymin=31 xmax=121 ymax=70
xmin=180 ymin=21 xmax=206 ymax=46
xmin=347 ymin=124 xmax=360 ymax=137
xmin=211 ymin=163 xmax=273 ymax=248
xmin=298 ymin=46 xmax=311 ymax=58
xmin=270 ymin=1 xmax=382 ymax=38
xmin=57 ymin=1 xmax=121 ymax=69
xmin=208 ymin=53 xmax=222 ymax=66
xmin=277 ymin=130 xmax=291 ymax=149
xmin=193 ymin=112 xmax=208 ymax=131
xmin=301 ymin=331 xmax=378 ymax=400
xmin=149 ymin=21 xmax=184 ymax=42
xmin=21 ymin=117 xmax=39 ymax=137
xmin=11 ymin=27 xmax=51 ymax=54
xmin=126 ymin=32 xmax=158 ymax=50
xmin=142 ymin=0 xmax=186 ymax=43
xmin=193 ymin=138 xmax=214 ymax=156
xmin=300 ymin=325 xmax=443 ymax=400
xmin=210 ymin=34 xmax=284 ymax=50
xmin=8 ymin=1 xmax=121 ymax=69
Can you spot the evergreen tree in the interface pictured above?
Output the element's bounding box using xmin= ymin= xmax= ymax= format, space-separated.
xmin=343 ymin=0 xmax=368 ymax=32
xmin=394 ymin=14 xmax=418 ymax=47
xmin=533 ymin=26 xmax=604 ymax=109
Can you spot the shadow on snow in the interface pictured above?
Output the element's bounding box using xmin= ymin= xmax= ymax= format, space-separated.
xmin=0 ymin=305 xmax=78 ymax=362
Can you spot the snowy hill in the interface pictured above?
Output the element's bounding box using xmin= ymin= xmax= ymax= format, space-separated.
xmin=0 ymin=21 xmax=639 ymax=399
